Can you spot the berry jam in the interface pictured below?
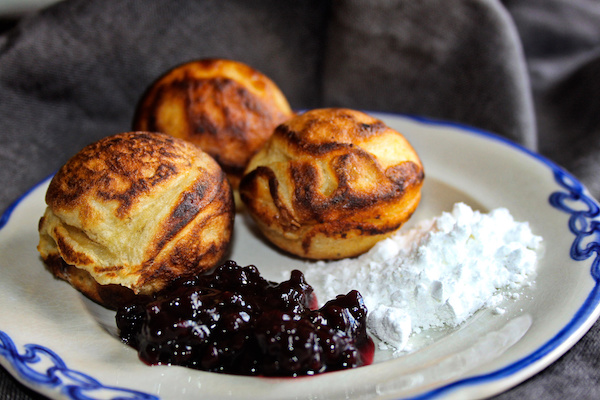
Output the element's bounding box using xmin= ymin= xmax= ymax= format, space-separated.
xmin=116 ymin=260 xmax=374 ymax=376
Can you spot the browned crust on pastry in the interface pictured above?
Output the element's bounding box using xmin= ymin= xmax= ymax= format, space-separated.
xmin=239 ymin=108 xmax=424 ymax=259
xmin=38 ymin=131 xmax=235 ymax=308
xmin=132 ymin=58 xmax=293 ymax=188
xmin=43 ymin=254 xmax=144 ymax=310
xmin=46 ymin=132 xmax=193 ymax=215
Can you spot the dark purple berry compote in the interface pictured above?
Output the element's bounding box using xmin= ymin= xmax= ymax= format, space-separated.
xmin=116 ymin=260 xmax=374 ymax=377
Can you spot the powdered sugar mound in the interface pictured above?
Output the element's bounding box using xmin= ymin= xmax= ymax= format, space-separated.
xmin=303 ymin=203 xmax=543 ymax=353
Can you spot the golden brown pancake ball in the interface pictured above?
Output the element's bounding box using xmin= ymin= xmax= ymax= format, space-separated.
xmin=37 ymin=131 xmax=235 ymax=309
xmin=239 ymin=108 xmax=424 ymax=260
xmin=132 ymin=58 xmax=294 ymax=189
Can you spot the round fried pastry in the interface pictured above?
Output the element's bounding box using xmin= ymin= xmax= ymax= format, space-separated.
xmin=37 ymin=131 xmax=234 ymax=309
xmin=132 ymin=58 xmax=294 ymax=189
xmin=239 ymin=108 xmax=424 ymax=260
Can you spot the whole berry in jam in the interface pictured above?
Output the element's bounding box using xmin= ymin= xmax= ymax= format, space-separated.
xmin=116 ymin=260 xmax=373 ymax=376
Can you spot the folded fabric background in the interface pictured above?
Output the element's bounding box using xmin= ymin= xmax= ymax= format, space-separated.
xmin=0 ymin=0 xmax=599 ymax=399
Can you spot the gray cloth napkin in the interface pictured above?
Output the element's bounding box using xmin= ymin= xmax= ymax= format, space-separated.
xmin=1 ymin=0 xmax=599 ymax=399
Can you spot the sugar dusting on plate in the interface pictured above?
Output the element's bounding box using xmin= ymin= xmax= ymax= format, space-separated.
xmin=303 ymin=203 xmax=543 ymax=354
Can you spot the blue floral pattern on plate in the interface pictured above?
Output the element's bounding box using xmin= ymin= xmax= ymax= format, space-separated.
xmin=0 ymin=330 xmax=158 ymax=400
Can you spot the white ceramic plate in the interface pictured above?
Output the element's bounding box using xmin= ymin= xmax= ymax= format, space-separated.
xmin=1 ymin=113 xmax=600 ymax=400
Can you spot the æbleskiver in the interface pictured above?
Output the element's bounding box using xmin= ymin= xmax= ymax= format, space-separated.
xmin=303 ymin=202 xmax=543 ymax=353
